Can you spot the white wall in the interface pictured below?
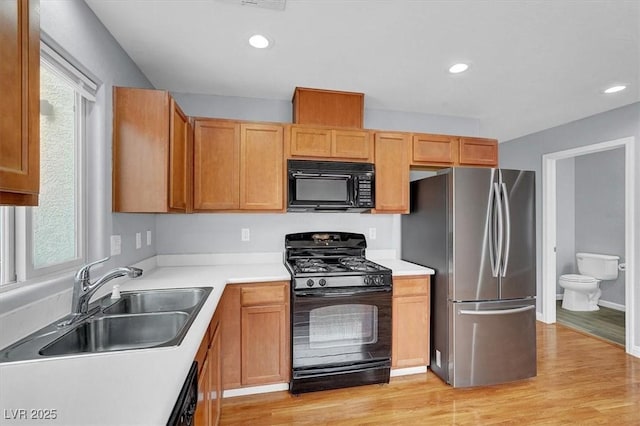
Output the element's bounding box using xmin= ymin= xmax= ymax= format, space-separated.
xmin=574 ymin=148 xmax=626 ymax=306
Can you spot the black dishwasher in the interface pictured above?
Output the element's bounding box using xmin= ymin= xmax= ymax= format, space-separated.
xmin=167 ymin=361 xmax=198 ymax=426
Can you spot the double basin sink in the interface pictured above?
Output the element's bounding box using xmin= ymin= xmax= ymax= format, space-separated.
xmin=0 ymin=287 xmax=212 ymax=363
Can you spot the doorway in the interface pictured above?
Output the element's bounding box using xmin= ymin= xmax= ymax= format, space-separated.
xmin=541 ymin=137 xmax=636 ymax=356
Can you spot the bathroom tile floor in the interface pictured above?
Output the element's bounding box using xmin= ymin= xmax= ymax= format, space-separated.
xmin=556 ymin=300 xmax=625 ymax=346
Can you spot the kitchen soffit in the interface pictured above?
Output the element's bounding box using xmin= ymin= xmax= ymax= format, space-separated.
xmin=84 ymin=0 xmax=639 ymax=142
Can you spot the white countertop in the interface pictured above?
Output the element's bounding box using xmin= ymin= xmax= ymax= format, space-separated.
xmin=0 ymin=255 xmax=432 ymax=425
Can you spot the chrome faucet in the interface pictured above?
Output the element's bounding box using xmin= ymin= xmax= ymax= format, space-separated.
xmin=68 ymin=257 xmax=143 ymax=322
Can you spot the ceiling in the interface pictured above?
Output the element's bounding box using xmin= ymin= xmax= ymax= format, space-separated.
xmin=85 ymin=0 xmax=639 ymax=141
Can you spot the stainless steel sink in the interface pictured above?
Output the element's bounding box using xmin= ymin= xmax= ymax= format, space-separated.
xmin=39 ymin=312 xmax=189 ymax=356
xmin=0 ymin=286 xmax=212 ymax=363
xmin=102 ymin=288 xmax=207 ymax=315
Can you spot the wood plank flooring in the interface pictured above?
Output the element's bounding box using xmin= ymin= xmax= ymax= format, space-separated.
xmin=220 ymin=323 xmax=640 ymax=425
xmin=556 ymin=300 xmax=625 ymax=346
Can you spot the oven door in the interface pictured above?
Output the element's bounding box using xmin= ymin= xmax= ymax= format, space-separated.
xmin=291 ymin=286 xmax=392 ymax=371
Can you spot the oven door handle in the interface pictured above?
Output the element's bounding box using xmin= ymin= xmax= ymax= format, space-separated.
xmin=294 ymin=288 xmax=391 ymax=297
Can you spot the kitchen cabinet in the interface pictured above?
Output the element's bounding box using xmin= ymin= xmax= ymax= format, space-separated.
xmin=195 ymin=309 xmax=222 ymax=426
xmin=292 ymin=87 xmax=364 ymax=128
xmin=392 ymin=276 xmax=430 ymax=368
xmin=113 ymin=87 xmax=191 ymax=212
xmin=458 ymin=137 xmax=498 ymax=166
xmin=0 ymin=0 xmax=40 ymax=206
xmin=411 ymin=133 xmax=458 ymax=166
xmin=374 ymin=132 xmax=410 ymax=213
xmin=193 ymin=119 xmax=284 ymax=212
xmin=288 ymin=125 xmax=373 ymax=162
xmin=410 ymin=133 xmax=498 ymax=168
xmin=221 ymin=281 xmax=290 ymax=390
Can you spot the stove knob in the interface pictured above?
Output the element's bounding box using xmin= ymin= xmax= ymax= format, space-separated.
xmin=374 ymin=276 xmax=382 ymax=286
xmin=364 ymin=276 xmax=371 ymax=286
xmin=319 ymin=279 xmax=327 ymax=287
xmin=306 ymin=279 xmax=314 ymax=287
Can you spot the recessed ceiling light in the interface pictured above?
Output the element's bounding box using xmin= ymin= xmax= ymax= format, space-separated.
xmin=249 ymin=34 xmax=270 ymax=49
xmin=603 ymin=85 xmax=626 ymax=94
xmin=448 ymin=63 xmax=469 ymax=74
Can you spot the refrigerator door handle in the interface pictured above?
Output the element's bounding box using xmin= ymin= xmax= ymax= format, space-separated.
xmin=500 ymin=182 xmax=511 ymax=277
xmin=488 ymin=182 xmax=499 ymax=277
xmin=459 ymin=305 xmax=535 ymax=316
xmin=493 ymin=182 xmax=504 ymax=277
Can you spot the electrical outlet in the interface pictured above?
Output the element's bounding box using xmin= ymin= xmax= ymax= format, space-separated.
xmin=110 ymin=235 xmax=121 ymax=256
xmin=136 ymin=232 xmax=142 ymax=249
xmin=146 ymin=230 xmax=152 ymax=246
xmin=369 ymin=228 xmax=377 ymax=240
xmin=241 ymin=228 xmax=250 ymax=242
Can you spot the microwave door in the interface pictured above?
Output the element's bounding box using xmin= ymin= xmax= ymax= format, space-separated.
xmin=290 ymin=174 xmax=355 ymax=208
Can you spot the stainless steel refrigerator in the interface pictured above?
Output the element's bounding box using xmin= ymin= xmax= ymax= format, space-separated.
xmin=401 ymin=167 xmax=536 ymax=387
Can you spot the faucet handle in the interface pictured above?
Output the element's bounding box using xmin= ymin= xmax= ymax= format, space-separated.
xmin=75 ymin=257 xmax=110 ymax=282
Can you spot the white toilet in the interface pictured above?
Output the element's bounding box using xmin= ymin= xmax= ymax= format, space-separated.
xmin=559 ymin=252 xmax=619 ymax=311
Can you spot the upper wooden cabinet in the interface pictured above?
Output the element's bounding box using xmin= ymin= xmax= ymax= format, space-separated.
xmin=193 ymin=118 xmax=285 ymax=212
xmin=410 ymin=133 xmax=498 ymax=168
xmin=374 ymin=132 xmax=410 ymax=213
xmin=113 ymin=87 xmax=191 ymax=213
xmin=412 ymin=134 xmax=458 ymax=166
xmin=0 ymin=0 xmax=40 ymax=206
xmin=288 ymin=125 xmax=373 ymax=162
xmin=459 ymin=137 xmax=498 ymax=166
xmin=292 ymin=87 xmax=364 ymax=128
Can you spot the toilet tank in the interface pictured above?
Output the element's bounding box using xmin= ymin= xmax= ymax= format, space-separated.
xmin=576 ymin=252 xmax=619 ymax=280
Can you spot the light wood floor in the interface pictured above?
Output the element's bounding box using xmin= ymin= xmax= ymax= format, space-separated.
xmin=220 ymin=323 xmax=640 ymax=425
xmin=556 ymin=300 xmax=625 ymax=346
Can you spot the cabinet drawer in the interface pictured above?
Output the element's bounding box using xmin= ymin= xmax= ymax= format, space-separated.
xmin=393 ymin=276 xmax=430 ymax=297
xmin=241 ymin=283 xmax=288 ymax=306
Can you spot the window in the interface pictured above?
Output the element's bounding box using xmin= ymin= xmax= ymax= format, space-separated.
xmin=0 ymin=44 xmax=96 ymax=286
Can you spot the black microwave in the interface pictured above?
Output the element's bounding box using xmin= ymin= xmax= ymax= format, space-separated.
xmin=287 ymin=160 xmax=375 ymax=212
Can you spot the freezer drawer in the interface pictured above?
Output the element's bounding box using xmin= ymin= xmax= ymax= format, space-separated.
xmin=451 ymin=298 xmax=536 ymax=387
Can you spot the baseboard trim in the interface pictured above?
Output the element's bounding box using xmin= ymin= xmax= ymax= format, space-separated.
xmin=223 ymin=383 xmax=289 ymax=398
xmin=390 ymin=366 xmax=427 ymax=377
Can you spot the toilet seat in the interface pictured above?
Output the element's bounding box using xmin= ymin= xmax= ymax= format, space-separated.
xmin=560 ymin=274 xmax=597 ymax=284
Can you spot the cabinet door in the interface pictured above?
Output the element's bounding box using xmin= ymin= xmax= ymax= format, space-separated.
xmin=374 ymin=132 xmax=410 ymax=213
xmin=392 ymin=276 xmax=430 ymax=368
xmin=289 ymin=126 xmax=331 ymax=158
xmin=194 ymin=356 xmax=210 ymax=426
xmin=332 ymin=129 xmax=372 ymax=160
xmin=0 ymin=0 xmax=39 ymax=205
xmin=113 ymin=87 xmax=171 ymax=212
xmin=209 ymin=322 xmax=222 ymax=426
xmin=459 ymin=137 xmax=498 ymax=167
xmin=240 ymin=123 xmax=284 ymax=211
xmin=168 ymin=100 xmax=190 ymax=211
xmin=241 ymin=304 xmax=288 ymax=385
xmin=412 ymin=134 xmax=458 ymax=165
xmin=221 ymin=286 xmax=241 ymax=390
xmin=193 ymin=119 xmax=240 ymax=210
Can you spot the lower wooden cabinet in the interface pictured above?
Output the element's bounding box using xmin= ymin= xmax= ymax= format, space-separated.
xmin=392 ymin=276 xmax=431 ymax=368
xmin=195 ymin=310 xmax=222 ymax=426
xmin=221 ymin=281 xmax=290 ymax=390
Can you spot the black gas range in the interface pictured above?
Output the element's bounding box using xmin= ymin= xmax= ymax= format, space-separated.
xmin=285 ymin=232 xmax=392 ymax=394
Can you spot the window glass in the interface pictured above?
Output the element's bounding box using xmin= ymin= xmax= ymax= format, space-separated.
xmin=31 ymin=63 xmax=79 ymax=269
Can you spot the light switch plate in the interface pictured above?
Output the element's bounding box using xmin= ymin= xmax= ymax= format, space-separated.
xmin=135 ymin=232 xmax=142 ymax=249
xmin=110 ymin=235 xmax=121 ymax=256
xmin=146 ymin=230 xmax=152 ymax=246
